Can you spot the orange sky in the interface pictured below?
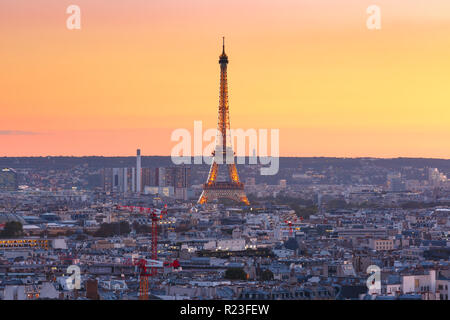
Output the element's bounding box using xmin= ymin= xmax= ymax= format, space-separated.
xmin=1 ymin=0 xmax=450 ymax=157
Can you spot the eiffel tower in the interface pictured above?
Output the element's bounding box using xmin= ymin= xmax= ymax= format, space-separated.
xmin=198 ymin=38 xmax=250 ymax=205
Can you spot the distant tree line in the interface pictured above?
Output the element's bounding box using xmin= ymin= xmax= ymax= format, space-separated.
xmin=94 ymin=221 xmax=131 ymax=237
xmin=224 ymin=268 xmax=247 ymax=280
xmin=132 ymin=221 xmax=151 ymax=234
xmin=400 ymin=201 xmax=450 ymax=209
xmin=0 ymin=221 xmax=23 ymax=238
xmin=259 ymin=269 xmax=274 ymax=281
xmin=247 ymin=194 xmax=318 ymax=218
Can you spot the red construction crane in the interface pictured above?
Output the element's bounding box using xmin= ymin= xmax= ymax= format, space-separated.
xmin=117 ymin=204 xmax=169 ymax=299
xmin=284 ymin=220 xmax=293 ymax=237
xmin=123 ymin=257 xmax=180 ymax=300
xmin=134 ymin=258 xmax=150 ymax=300
xmin=284 ymin=217 xmax=299 ymax=237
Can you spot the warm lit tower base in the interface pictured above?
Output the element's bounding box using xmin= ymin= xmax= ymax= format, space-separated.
xmin=198 ymin=181 xmax=249 ymax=205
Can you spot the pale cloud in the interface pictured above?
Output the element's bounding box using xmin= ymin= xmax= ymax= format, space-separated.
xmin=0 ymin=130 xmax=39 ymax=135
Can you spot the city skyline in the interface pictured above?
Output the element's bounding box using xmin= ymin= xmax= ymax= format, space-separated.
xmin=0 ymin=0 xmax=449 ymax=305
xmin=1 ymin=0 xmax=450 ymax=158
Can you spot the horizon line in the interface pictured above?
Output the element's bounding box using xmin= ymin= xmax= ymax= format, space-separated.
xmin=1 ymin=155 xmax=450 ymax=161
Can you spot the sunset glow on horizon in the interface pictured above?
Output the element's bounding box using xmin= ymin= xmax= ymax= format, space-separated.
xmin=1 ymin=0 xmax=450 ymax=158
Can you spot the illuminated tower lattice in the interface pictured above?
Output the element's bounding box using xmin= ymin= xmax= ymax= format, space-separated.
xmin=198 ymin=38 xmax=250 ymax=205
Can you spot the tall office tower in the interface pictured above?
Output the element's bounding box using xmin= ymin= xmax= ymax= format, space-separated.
xmin=171 ymin=166 xmax=191 ymax=200
xmin=110 ymin=168 xmax=135 ymax=193
xmin=0 ymin=168 xmax=18 ymax=191
xmin=198 ymin=38 xmax=249 ymax=205
xmin=123 ymin=168 xmax=128 ymax=192
xmin=157 ymin=166 xmax=190 ymax=188
xmin=131 ymin=167 xmax=136 ymax=192
xmin=125 ymin=168 xmax=134 ymax=192
xmin=171 ymin=166 xmax=188 ymax=188
xmin=142 ymin=168 xmax=159 ymax=188
xmin=141 ymin=168 xmax=151 ymax=189
xmin=158 ymin=167 xmax=167 ymax=187
xmin=101 ymin=168 xmax=113 ymax=192
xmin=158 ymin=167 xmax=174 ymax=187
xmin=174 ymin=166 xmax=191 ymax=188
xmin=150 ymin=168 xmax=159 ymax=186
xmin=136 ymin=149 xmax=142 ymax=193
xmin=112 ymin=168 xmax=121 ymax=192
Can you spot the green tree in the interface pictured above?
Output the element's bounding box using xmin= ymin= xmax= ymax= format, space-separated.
xmin=290 ymin=204 xmax=317 ymax=218
xmin=224 ymin=268 xmax=247 ymax=280
xmin=326 ymin=199 xmax=350 ymax=210
xmin=132 ymin=222 xmax=151 ymax=234
xmin=1 ymin=221 xmax=23 ymax=238
xmin=284 ymin=238 xmax=299 ymax=251
xmin=94 ymin=221 xmax=131 ymax=237
xmin=260 ymin=269 xmax=274 ymax=281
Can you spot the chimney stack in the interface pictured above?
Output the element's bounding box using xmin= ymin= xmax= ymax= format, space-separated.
xmin=136 ymin=149 xmax=141 ymax=193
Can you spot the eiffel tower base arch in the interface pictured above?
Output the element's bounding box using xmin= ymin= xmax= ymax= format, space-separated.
xmin=198 ymin=188 xmax=250 ymax=205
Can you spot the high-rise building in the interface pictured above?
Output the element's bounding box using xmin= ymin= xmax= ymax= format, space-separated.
xmin=0 ymin=168 xmax=18 ymax=191
xmin=101 ymin=168 xmax=135 ymax=193
xmin=158 ymin=166 xmax=190 ymax=188
xmin=101 ymin=168 xmax=113 ymax=192
xmin=102 ymin=163 xmax=190 ymax=195
xmin=112 ymin=168 xmax=121 ymax=192
xmin=158 ymin=167 xmax=168 ymax=187
xmin=136 ymin=149 xmax=142 ymax=193
xmin=174 ymin=166 xmax=190 ymax=188
xmin=131 ymin=167 xmax=136 ymax=192
xmin=112 ymin=168 xmax=135 ymax=193
xmin=141 ymin=167 xmax=159 ymax=189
